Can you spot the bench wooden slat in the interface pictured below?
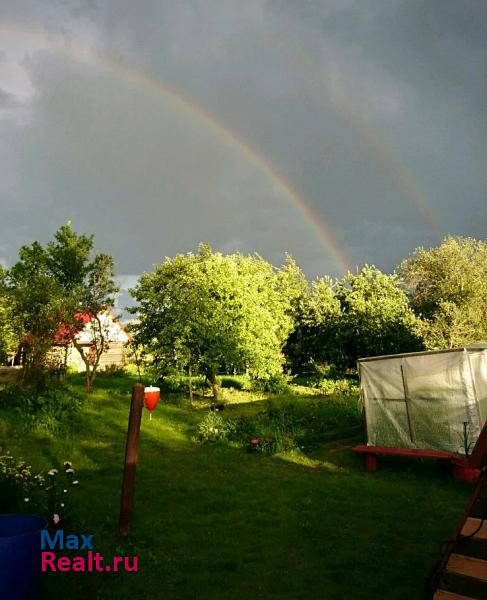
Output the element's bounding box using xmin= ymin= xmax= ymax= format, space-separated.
xmin=446 ymin=554 xmax=487 ymax=582
xmin=461 ymin=518 xmax=487 ymax=541
xmin=434 ymin=590 xmax=477 ymax=600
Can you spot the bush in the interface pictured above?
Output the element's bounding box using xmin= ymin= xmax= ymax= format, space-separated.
xmin=197 ymin=411 xmax=236 ymax=443
xmin=158 ymin=374 xmax=211 ymax=394
xmin=0 ymin=453 xmax=44 ymax=513
xmin=220 ymin=376 xmax=251 ymax=390
xmin=314 ymin=378 xmax=359 ymax=398
xmin=158 ymin=375 xmax=189 ymax=394
xmin=293 ymin=362 xmax=341 ymax=386
xmin=101 ymin=364 xmax=127 ymax=377
xmin=0 ymin=384 xmax=84 ymax=431
xmin=0 ymin=454 xmax=79 ymax=523
xmin=250 ymin=374 xmax=291 ymax=394
xmin=197 ymin=393 xmax=362 ymax=454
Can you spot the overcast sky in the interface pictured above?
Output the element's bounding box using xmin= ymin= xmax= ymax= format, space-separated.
xmin=1 ymin=1 xmax=486 ymax=299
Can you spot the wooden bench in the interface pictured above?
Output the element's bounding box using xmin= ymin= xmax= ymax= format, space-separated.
xmin=353 ymin=444 xmax=457 ymax=473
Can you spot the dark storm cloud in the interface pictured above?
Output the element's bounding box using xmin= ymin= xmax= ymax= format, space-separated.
xmin=0 ymin=0 xmax=485 ymax=282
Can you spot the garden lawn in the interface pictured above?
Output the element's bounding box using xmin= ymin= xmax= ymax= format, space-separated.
xmin=2 ymin=375 xmax=471 ymax=600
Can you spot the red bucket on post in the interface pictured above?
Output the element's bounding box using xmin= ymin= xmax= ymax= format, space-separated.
xmin=144 ymin=387 xmax=160 ymax=413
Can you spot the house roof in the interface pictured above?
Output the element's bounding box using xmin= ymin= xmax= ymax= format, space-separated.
xmin=53 ymin=311 xmax=131 ymax=345
xmin=53 ymin=313 xmax=92 ymax=345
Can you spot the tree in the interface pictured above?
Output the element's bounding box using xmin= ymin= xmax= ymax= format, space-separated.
xmin=45 ymin=223 xmax=119 ymax=392
xmin=335 ymin=266 xmax=424 ymax=365
xmin=8 ymin=243 xmax=66 ymax=389
xmin=131 ymin=244 xmax=294 ymax=400
xmin=7 ymin=223 xmax=118 ymax=392
xmin=284 ymin=276 xmax=342 ymax=372
xmin=0 ymin=267 xmax=20 ymax=364
xmin=399 ymin=236 xmax=487 ymax=348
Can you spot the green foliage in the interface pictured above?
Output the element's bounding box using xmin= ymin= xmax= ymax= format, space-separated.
xmin=0 ymin=453 xmax=44 ymax=513
xmin=159 ymin=374 xmax=196 ymax=394
xmin=0 ymin=384 xmax=83 ymax=431
xmin=101 ymin=364 xmax=127 ymax=377
xmin=250 ymin=373 xmax=292 ymax=394
xmin=220 ymin=375 xmax=251 ymax=390
xmin=0 ymin=454 xmax=79 ymax=521
xmin=197 ymin=411 xmax=236 ymax=442
xmin=44 ymin=461 xmax=79 ymax=522
xmin=293 ymin=362 xmax=341 ymax=385
xmin=131 ymin=244 xmax=294 ymax=398
xmin=198 ymin=393 xmax=362 ymax=453
xmin=6 ymin=223 xmax=118 ymax=391
xmin=400 ymin=236 xmax=487 ymax=348
xmin=314 ymin=378 xmax=359 ymax=398
xmin=335 ymin=266 xmax=424 ymax=364
xmin=286 ymin=267 xmax=424 ymax=370
xmin=285 ymin=276 xmax=342 ymax=372
xmin=0 ymin=267 xmax=20 ymax=363
xmin=7 ymin=243 xmax=67 ymax=388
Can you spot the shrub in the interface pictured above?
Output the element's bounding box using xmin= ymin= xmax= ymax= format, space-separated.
xmin=158 ymin=375 xmax=189 ymax=394
xmin=250 ymin=374 xmax=291 ymax=394
xmin=197 ymin=411 xmax=236 ymax=443
xmin=0 ymin=454 xmax=44 ymax=513
xmin=158 ymin=374 xmax=210 ymax=394
xmin=0 ymin=384 xmax=84 ymax=431
xmin=314 ymin=378 xmax=359 ymax=398
xmin=0 ymin=454 xmax=79 ymax=523
xmin=220 ymin=376 xmax=251 ymax=390
xmin=44 ymin=461 xmax=79 ymax=522
xmin=101 ymin=364 xmax=127 ymax=377
xmin=197 ymin=393 xmax=362 ymax=454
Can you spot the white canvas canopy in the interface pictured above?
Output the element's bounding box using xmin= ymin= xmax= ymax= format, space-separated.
xmin=358 ymin=344 xmax=487 ymax=455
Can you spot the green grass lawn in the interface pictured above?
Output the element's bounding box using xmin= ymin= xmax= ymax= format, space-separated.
xmin=1 ymin=374 xmax=471 ymax=599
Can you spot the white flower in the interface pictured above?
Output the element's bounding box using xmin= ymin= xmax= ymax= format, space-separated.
xmin=24 ymin=497 xmax=30 ymax=502
xmin=47 ymin=469 xmax=58 ymax=476
xmin=65 ymin=469 xmax=74 ymax=474
xmin=53 ymin=514 xmax=60 ymax=525
xmin=60 ymin=503 xmax=65 ymax=508
xmin=72 ymin=480 xmax=79 ymax=485
xmin=63 ymin=461 xmax=72 ymax=468
xmin=63 ymin=489 xmax=68 ymax=493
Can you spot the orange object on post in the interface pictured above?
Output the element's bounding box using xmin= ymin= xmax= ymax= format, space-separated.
xmin=144 ymin=386 xmax=160 ymax=412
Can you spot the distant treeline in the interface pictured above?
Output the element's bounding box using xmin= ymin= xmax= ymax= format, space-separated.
xmin=1 ymin=226 xmax=486 ymax=397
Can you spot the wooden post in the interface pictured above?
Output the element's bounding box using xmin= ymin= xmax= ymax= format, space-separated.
xmin=365 ymin=453 xmax=377 ymax=472
xmin=400 ymin=364 xmax=415 ymax=444
xmin=119 ymin=383 xmax=145 ymax=537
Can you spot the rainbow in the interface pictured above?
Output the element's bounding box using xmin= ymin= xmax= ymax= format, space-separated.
xmin=1 ymin=23 xmax=442 ymax=273
xmin=0 ymin=23 xmax=352 ymax=273
xmin=258 ymin=25 xmax=443 ymax=236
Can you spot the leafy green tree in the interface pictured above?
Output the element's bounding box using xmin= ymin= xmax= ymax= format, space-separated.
xmin=284 ymin=276 xmax=342 ymax=372
xmin=335 ymin=266 xmax=424 ymax=365
xmin=131 ymin=244 xmax=294 ymax=400
xmin=8 ymin=223 xmax=118 ymax=391
xmin=399 ymin=236 xmax=487 ymax=348
xmin=8 ymin=243 xmax=65 ymax=389
xmin=0 ymin=267 xmax=20 ymax=364
xmin=45 ymin=223 xmax=119 ymax=392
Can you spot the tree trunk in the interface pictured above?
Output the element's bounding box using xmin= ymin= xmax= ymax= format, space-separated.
xmin=85 ymin=368 xmax=95 ymax=393
xmin=209 ymin=372 xmax=219 ymax=401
